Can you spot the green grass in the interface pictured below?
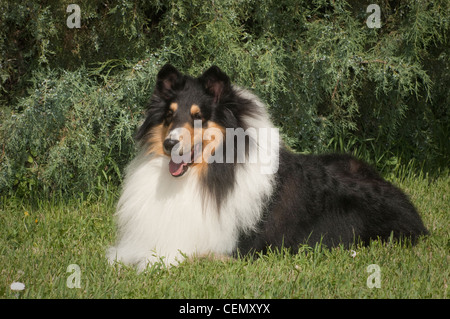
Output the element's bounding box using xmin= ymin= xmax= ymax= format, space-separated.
xmin=1 ymin=173 xmax=448 ymax=299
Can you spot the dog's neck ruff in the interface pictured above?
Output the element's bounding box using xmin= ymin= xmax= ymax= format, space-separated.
xmin=108 ymin=89 xmax=278 ymax=270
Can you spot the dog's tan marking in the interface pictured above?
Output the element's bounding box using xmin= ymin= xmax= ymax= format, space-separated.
xmin=170 ymin=102 xmax=178 ymax=113
xmin=193 ymin=121 xmax=226 ymax=177
xmin=146 ymin=123 xmax=166 ymax=156
xmin=190 ymin=104 xmax=201 ymax=116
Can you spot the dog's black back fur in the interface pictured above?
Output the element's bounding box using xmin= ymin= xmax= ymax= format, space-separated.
xmin=236 ymin=148 xmax=429 ymax=254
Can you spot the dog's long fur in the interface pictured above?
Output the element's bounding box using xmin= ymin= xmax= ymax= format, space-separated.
xmin=107 ymin=64 xmax=428 ymax=270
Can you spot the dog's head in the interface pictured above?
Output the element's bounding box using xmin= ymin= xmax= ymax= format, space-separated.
xmin=137 ymin=64 xmax=244 ymax=177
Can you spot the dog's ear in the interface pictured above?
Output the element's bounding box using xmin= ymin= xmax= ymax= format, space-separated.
xmin=155 ymin=64 xmax=182 ymax=99
xmin=200 ymin=66 xmax=231 ymax=103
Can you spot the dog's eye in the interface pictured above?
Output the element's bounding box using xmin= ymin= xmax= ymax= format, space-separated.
xmin=165 ymin=110 xmax=173 ymax=123
xmin=192 ymin=112 xmax=202 ymax=120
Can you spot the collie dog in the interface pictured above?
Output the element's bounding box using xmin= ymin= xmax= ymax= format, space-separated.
xmin=107 ymin=64 xmax=428 ymax=270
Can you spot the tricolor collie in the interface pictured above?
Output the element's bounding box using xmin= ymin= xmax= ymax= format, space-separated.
xmin=107 ymin=64 xmax=428 ymax=270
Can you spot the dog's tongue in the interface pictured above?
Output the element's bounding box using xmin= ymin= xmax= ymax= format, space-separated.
xmin=169 ymin=159 xmax=188 ymax=177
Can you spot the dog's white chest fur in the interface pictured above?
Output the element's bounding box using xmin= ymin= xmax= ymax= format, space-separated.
xmin=107 ymin=153 xmax=274 ymax=271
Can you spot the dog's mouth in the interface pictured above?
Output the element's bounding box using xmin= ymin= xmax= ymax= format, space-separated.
xmin=168 ymin=143 xmax=202 ymax=177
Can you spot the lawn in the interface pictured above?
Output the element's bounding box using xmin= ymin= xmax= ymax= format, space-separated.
xmin=1 ymin=173 xmax=448 ymax=299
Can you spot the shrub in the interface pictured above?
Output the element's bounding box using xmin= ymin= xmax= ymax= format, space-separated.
xmin=1 ymin=60 xmax=159 ymax=195
xmin=1 ymin=0 xmax=448 ymax=196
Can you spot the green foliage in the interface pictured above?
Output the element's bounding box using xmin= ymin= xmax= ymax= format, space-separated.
xmin=1 ymin=59 xmax=162 ymax=195
xmin=1 ymin=0 xmax=449 ymax=196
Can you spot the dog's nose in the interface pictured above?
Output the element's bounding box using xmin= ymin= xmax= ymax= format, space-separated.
xmin=163 ymin=139 xmax=179 ymax=155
